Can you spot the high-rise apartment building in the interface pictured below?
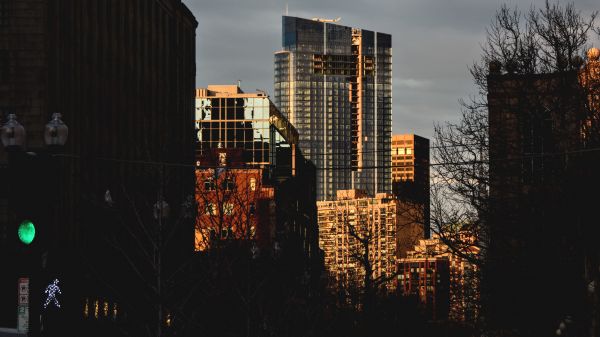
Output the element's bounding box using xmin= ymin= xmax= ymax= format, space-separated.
xmin=317 ymin=190 xmax=398 ymax=294
xmin=274 ymin=16 xmax=392 ymax=201
xmin=391 ymin=134 xmax=430 ymax=238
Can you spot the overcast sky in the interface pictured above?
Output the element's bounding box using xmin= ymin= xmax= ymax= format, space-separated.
xmin=183 ymin=0 xmax=599 ymax=140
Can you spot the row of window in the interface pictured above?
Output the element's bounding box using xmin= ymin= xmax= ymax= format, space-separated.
xmin=203 ymin=202 xmax=256 ymax=216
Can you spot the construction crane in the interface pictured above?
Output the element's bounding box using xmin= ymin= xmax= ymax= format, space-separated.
xmin=312 ymin=17 xmax=341 ymax=23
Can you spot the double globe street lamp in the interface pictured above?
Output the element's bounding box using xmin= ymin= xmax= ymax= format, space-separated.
xmin=0 ymin=112 xmax=68 ymax=245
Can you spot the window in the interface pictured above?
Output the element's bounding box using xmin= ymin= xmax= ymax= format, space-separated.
xmin=205 ymin=203 xmax=216 ymax=215
xmin=223 ymin=203 xmax=233 ymax=215
xmin=204 ymin=179 xmax=215 ymax=191
xmin=249 ymin=177 xmax=256 ymax=191
xmin=249 ymin=202 xmax=256 ymax=215
xmin=223 ymin=178 xmax=235 ymax=191
xmin=221 ymin=228 xmax=230 ymax=239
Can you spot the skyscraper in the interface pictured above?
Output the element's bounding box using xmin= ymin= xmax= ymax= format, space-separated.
xmin=274 ymin=16 xmax=392 ymax=201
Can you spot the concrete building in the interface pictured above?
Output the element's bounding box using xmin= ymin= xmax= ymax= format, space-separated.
xmin=391 ymin=134 xmax=430 ymax=238
xmin=275 ymin=16 xmax=392 ymax=201
xmin=317 ymin=190 xmax=398 ymax=294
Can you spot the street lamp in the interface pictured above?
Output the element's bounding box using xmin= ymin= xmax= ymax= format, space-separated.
xmin=153 ymin=197 xmax=169 ymax=337
xmin=0 ymin=114 xmax=26 ymax=150
xmin=1 ymin=112 xmax=69 ymax=150
xmin=153 ymin=198 xmax=170 ymax=220
xmin=44 ymin=113 xmax=69 ymax=147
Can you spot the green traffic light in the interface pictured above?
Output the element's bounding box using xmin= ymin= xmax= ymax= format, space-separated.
xmin=18 ymin=220 xmax=35 ymax=245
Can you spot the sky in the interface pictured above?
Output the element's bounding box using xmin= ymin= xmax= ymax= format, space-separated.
xmin=184 ymin=0 xmax=599 ymax=140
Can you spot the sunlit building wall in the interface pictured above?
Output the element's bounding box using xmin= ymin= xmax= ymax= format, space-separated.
xmin=391 ymin=134 xmax=431 ymax=238
xmin=194 ymin=86 xmax=320 ymax=270
xmin=398 ymin=236 xmax=480 ymax=322
xmin=317 ymin=190 xmax=398 ymax=293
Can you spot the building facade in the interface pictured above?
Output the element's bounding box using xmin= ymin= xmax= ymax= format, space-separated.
xmin=195 ymin=85 xmax=320 ymax=270
xmin=397 ymin=255 xmax=449 ymax=321
xmin=0 ymin=0 xmax=197 ymax=334
xmin=274 ymin=16 xmax=392 ymax=201
xmin=486 ymin=50 xmax=600 ymax=333
xmin=398 ymin=236 xmax=479 ymax=322
xmin=317 ymin=190 xmax=398 ymax=294
xmin=196 ymin=85 xmax=298 ymax=173
xmin=195 ymin=149 xmax=276 ymax=252
xmin=391 ymin=134 xmax=430 ymax=238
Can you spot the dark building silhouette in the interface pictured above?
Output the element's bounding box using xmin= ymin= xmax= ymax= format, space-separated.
xmin=486 ymin=51 xmax=600 ymax=335
xmin=0 ymin=1 xmax=197 ymax=334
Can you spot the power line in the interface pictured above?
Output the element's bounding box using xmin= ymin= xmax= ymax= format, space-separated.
xmin=50 ymin=145 xmax=600 ymax=171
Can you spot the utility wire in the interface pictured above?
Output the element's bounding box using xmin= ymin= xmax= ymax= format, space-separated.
xmin=50 ymin=145 xmax=600 ymax=170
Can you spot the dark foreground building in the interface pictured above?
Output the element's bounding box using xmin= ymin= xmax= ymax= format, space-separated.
xmin=486 ymin=50 xmax=600 ymax=336
xmin=0 ymin=1 xmax=197 ymax=335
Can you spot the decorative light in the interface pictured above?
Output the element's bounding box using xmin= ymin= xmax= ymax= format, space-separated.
xmin=0 ymin=114 xmax=26 ymax=149
xmin=112 ymin=303 xmax=118 ymax=320
xmin=153 ymin=198 xmax=170 ymax=219
xmin=43 ymin=113 xmax=68 ymax=146
xmin=43 ymin=279 xmax=62 ymax=309
xmin=17 ymin=220 xmax=35 ymax=245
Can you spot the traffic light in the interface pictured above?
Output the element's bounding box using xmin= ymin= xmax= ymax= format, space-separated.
xmin=17 ymin=219 xmax=36 ymax=245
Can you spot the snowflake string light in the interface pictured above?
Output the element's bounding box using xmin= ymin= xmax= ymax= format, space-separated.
xmin=43 ymin=279 xmax=62 ymax=309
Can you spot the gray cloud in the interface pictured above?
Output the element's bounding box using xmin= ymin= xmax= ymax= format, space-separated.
xmin=184 ymin=0 xmax=599 ymax=140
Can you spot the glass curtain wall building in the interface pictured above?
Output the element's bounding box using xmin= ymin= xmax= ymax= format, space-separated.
xmin=274 ymin=16 xmax=392 ymax=201
xmin=195 ymin=85 xmax=298 ymax=173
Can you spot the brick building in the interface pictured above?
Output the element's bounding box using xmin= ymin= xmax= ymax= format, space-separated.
xmin=398 ymin=236 xmax=479 ymax=322
xmin=194 ymin=149 xmax=276 ymax=252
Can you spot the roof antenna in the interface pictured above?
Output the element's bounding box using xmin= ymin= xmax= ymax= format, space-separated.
xmin=285 ymin=3 xmax=288 ymax=15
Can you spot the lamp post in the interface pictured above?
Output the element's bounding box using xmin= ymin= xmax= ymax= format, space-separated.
xmin=154 ymin=197 xmax=169 ymax=337
xmin=1 ymin=112 xmax=68 ymax=336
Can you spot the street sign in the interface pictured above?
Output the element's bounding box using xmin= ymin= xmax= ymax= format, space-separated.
xmin=17 ymin=278 xmax=29 ymax=334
